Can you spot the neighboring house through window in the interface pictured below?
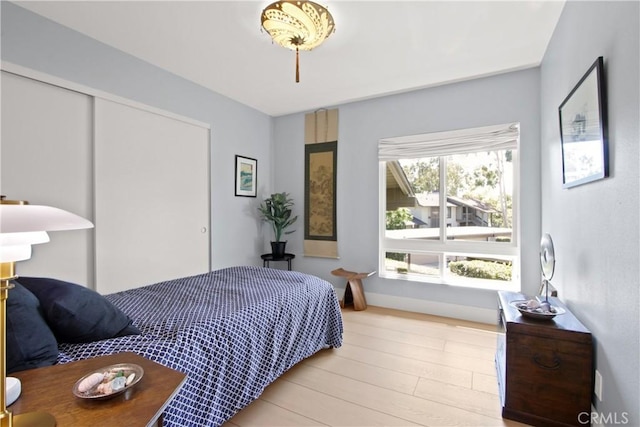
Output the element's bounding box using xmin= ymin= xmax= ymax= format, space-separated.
xmin=379 ymin=122 xmax=520 ymax=290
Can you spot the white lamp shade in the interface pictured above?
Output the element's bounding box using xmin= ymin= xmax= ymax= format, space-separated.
xmin=0 ymin=232 xmax=50 ymax=246
xmin=0 ymin=205 xmax=93 ymax=233
xmin=0 ymin=245 xmax=32 ymax=262
xmin=0 ymin=232 xmax=49 ymax=261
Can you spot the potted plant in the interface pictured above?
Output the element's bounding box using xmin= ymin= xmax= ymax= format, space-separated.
xmin=258 ymin=192 xmax=298 ymax=258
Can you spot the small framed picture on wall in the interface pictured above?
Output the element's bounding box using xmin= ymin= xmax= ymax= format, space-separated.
xmin=235 ymin=155 xmax=257 ymax=197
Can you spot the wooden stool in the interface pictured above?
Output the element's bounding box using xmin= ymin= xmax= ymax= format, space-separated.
xmin=331 ymin=268 xmax=375 ymax=311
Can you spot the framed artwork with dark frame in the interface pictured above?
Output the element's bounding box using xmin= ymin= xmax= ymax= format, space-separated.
xmin=558 ymin=56 xmax=608 ymax=189
xmin=234 ymin=155 xmax=257 ymax=197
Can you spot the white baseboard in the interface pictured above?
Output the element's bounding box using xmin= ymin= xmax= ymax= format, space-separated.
xmin=359 ymin=290 xmax=497 ymax=325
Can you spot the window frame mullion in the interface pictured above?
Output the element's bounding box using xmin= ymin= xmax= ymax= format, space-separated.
xmin=439 ymin=155 xmax=447 ymax=242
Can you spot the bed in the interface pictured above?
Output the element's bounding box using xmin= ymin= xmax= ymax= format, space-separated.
xmin=12 ymin=266 xmax=343 ymax=426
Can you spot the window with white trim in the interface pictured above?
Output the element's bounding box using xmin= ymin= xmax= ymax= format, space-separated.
xmin=379 ymin=123 xmax=520 ymax=290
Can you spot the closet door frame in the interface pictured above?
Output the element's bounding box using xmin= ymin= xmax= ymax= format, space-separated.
xmin=1 ymin=61 xmax=212 ymax=291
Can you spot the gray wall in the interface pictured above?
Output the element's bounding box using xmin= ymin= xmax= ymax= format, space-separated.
xmin=1 ymin=2 xmax=273 ymax=270
xmin=273 ymin=68 xmax=542 ymax=319
xmin=540 ymin=1 xmax=639 ymax=424
xmin=4 ymin=1 xmax=637 ymax=421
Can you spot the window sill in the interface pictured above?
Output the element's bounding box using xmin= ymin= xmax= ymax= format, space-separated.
xmin=381 ymin=271 xmax=521 ymax=292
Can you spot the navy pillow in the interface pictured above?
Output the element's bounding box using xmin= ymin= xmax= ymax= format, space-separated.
xmin=16 ymin=277 xmax=140 ymax=344
xmin=7 ymin=281 xmax=59 ymax=374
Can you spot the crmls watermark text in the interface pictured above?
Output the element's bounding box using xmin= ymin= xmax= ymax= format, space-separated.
xmin=579 ymin=412 xmax=630 ymax=425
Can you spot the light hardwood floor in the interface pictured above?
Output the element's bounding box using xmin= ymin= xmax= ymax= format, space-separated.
xmin=224 ymin=306 xmax=528 ymax=427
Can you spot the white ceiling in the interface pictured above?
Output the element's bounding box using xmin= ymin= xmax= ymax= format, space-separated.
xmin=15 ymin=0 xmax=566 ymax=117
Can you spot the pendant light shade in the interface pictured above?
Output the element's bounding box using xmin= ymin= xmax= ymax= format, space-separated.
xmin=261 ymin=0 xmax=335 ymax=82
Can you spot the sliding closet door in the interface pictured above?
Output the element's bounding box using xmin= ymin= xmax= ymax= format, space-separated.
xmin=0 ymin=72 xmax=94 ymax=286
xmin=94 ymin=98 xmax=210 ymax=293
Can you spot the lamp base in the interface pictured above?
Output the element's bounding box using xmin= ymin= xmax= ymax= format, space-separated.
xmin=13 ymin=411 xmax=56 ymax=427
xmin=6 ymin=377 xmax=20 ymax=406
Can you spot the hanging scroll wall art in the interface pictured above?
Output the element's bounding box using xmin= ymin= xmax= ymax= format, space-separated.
xmin=304 ymin=109 xmax=339 ymax=258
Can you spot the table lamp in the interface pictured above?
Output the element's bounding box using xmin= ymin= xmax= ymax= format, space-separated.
xmin=0 ymin=198 xmax=94 ymax=427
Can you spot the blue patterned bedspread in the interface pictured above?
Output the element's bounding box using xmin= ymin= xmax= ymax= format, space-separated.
xmin=57 ymin=266 xmax=344 ymax=426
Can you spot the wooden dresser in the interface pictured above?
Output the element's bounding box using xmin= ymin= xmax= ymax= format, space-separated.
xmin=496 ymin=291 xmax=593 ymax=426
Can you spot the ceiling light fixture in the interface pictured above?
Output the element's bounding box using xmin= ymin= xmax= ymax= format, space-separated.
xmin=261 ymin=0 xmax=335 ymax=83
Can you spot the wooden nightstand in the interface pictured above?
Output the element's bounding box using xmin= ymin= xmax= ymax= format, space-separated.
xmin=496 ymin=291 xmax=593 ymax=426
xmin=10 ymin=352 xmax=186 ymax=427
